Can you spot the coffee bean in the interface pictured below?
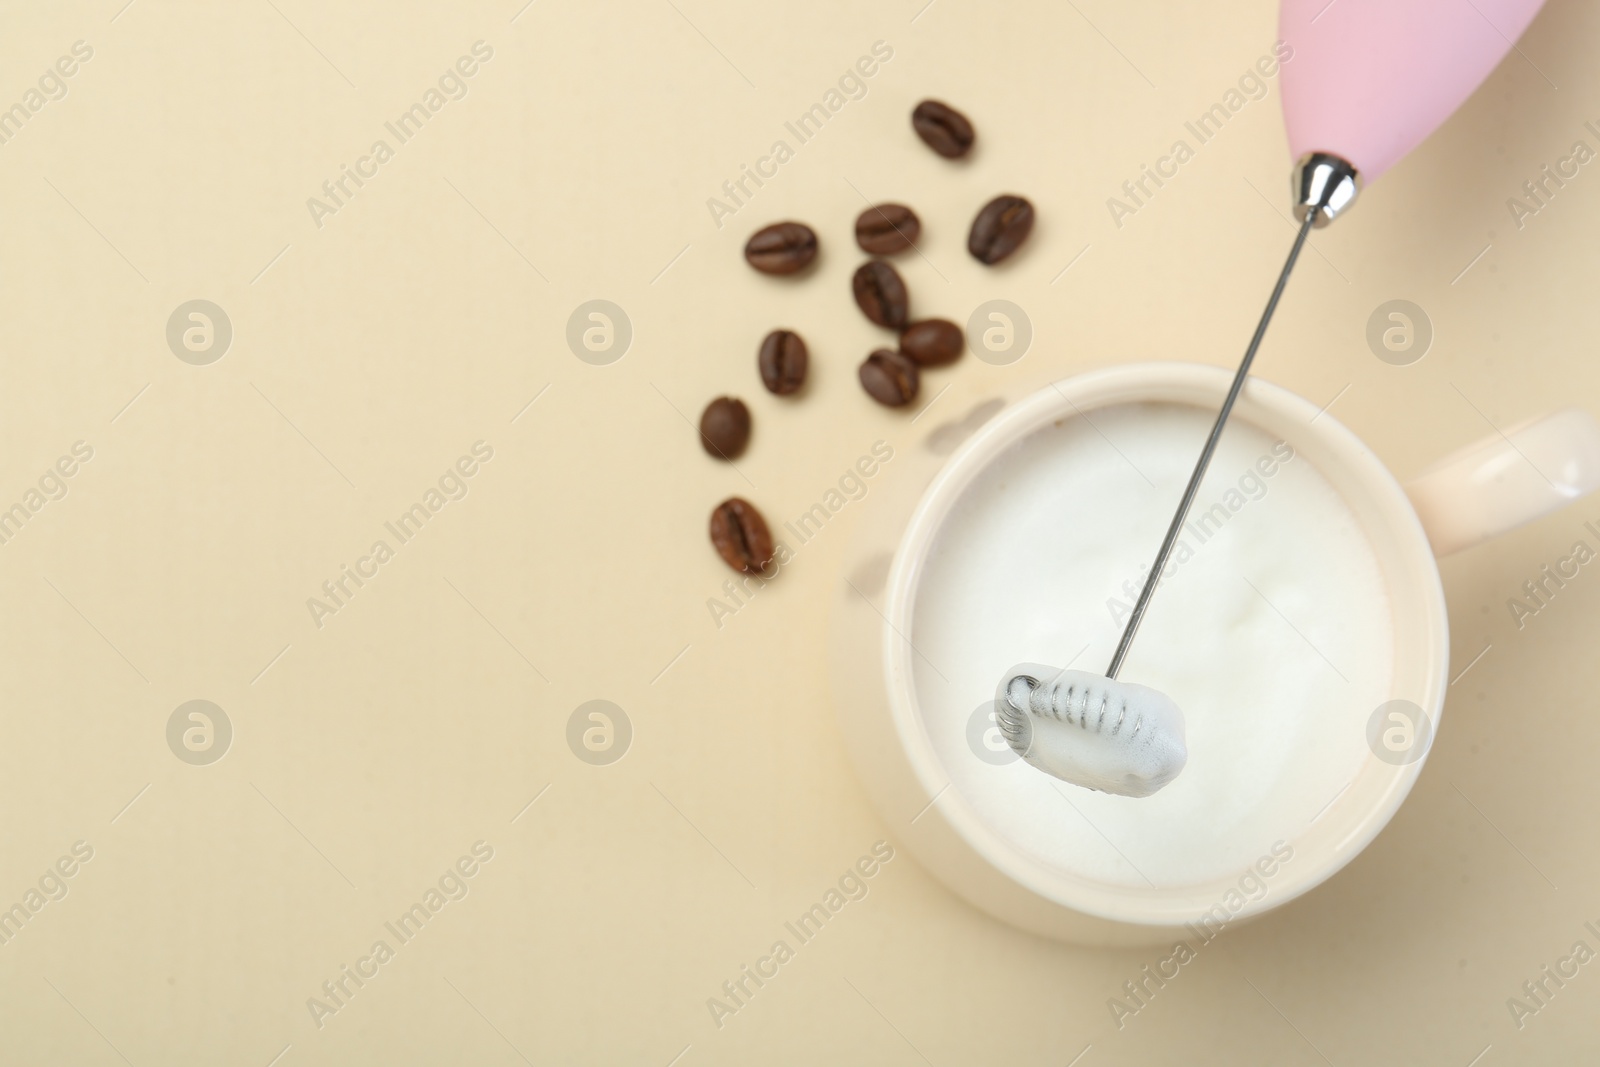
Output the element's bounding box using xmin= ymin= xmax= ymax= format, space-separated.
xmin=744 ymin=221 xmax=818 ymax=274
xmin=859 ymin=348 xmax=920 ymax=407
xmin=852 ymin=260 xmax=910 ymax=329
xmin=855 ymin=203 xmax=921 ymax=254
xmin=699 ymin=397 xmax=751 ymax=460
xmin=710 ymin=497 xmax=775 ymax=575
xmin=912 ymin=99 xmax=975 ymax=158
xmin=899 ymin=319 xmax=964 ymax=366
xmin=968 ymin=195 xmax=1034 ymax=264
xmin=758 ymin=330 xmax=808 ymax=395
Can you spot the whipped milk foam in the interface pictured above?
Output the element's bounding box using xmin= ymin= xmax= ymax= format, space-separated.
xmin=911 ymin=402 xmax=1393 ymax=888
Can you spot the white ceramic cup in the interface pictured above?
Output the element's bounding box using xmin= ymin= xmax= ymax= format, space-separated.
xmin=830 ymin=362 xmax=1600 ymax=945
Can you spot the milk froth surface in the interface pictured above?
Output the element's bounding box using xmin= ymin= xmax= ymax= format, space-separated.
xmin=912 ymin=402 xmax=1393 ymax=888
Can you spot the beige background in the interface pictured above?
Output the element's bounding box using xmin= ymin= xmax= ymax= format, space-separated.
xmin=0 ymin=0 xmax=1596 ymax=1063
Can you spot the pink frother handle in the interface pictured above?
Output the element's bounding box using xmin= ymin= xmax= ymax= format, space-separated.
xmin=1280 ymin=0 xmax=1546 ymax=183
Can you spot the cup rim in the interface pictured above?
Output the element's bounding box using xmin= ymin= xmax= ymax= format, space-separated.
xmin=881 ymin=362 xmax=1450 ymax=926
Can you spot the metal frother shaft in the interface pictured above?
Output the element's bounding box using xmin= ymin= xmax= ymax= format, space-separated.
xmin=1104 ymin=153 xmax=1359 ymax=680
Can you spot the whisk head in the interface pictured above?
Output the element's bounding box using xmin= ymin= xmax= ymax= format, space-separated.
xmin=995 ymin=665 xmax=1188 ymax=798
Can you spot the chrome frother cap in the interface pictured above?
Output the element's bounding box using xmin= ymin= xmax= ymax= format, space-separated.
xmin=1291 ymin=151 xmax=1360 ymax=227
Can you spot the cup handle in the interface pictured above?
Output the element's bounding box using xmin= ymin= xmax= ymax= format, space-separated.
xmin=1405 ymin=409 xmax=1600 ymax=556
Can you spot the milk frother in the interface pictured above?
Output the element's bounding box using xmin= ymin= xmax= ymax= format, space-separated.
xmin=997 ymin=0 xmax=1550 ymax=797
